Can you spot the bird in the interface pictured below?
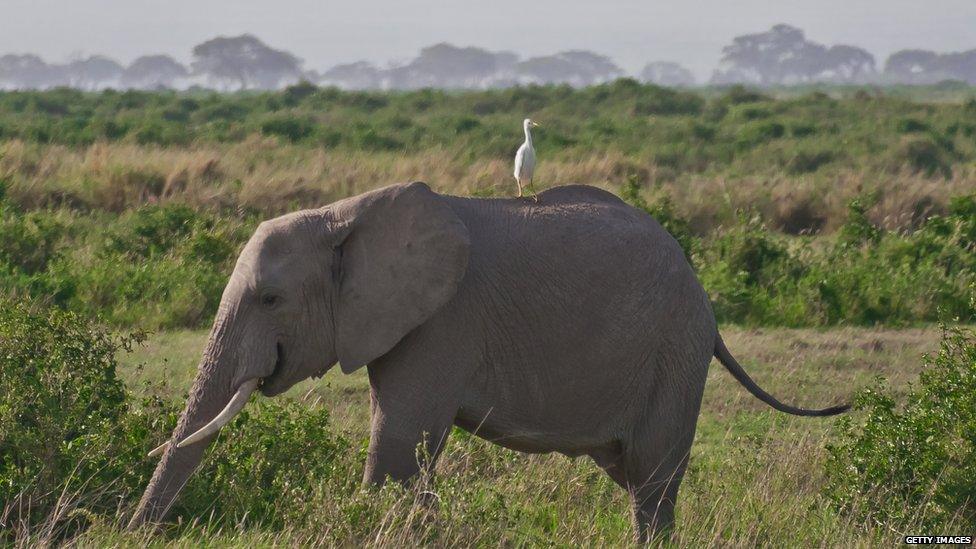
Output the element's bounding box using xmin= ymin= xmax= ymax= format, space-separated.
xmin=513 ymin=118 xmax=540 ymax=199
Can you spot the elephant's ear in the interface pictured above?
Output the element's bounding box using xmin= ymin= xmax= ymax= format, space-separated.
xmin=332 ymin=182 xmax=470 ymax=373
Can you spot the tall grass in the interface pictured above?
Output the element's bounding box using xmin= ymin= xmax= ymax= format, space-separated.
xmin=2 ymin=83 xmax=976 ymax=228
xmin=3 ymin=304 xmax=967 ymax=546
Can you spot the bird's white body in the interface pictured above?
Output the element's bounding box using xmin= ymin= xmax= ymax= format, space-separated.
xmin=513 ymin=118 xmax=538 ymax=197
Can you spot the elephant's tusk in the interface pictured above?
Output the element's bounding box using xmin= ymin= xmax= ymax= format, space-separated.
xmin=176 ymin=378 xmax=260 ymax=449
xmin=147 ymin=441 xmax=170 ymax=458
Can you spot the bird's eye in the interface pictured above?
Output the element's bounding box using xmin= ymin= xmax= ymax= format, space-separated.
xmin=261 ymin=293 xmax=281 ymax=308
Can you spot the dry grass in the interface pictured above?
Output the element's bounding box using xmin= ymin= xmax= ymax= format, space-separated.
xmin=3 ymin=139 xmax=974 ymax=234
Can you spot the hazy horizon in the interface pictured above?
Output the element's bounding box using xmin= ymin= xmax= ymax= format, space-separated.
xmin=2 ymin=0 xmax=975 ymax=79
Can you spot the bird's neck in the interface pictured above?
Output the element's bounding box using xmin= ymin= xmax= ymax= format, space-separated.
xmin=523 ymin=124 xmax=533 ymax=146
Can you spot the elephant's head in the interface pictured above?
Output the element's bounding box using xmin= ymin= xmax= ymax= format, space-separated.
xmin=128 ymin=182 xmax=470 ymax=528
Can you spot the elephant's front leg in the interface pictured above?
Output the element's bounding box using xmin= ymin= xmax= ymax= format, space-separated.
xmin=362 ymin=361 xmax=460 ymax=486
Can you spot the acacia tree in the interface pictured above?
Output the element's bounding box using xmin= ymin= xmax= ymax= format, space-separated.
xmin=639 ymin=61 xmax=696 ymax=87
xmin=0 ymin=54 xmax=57 ymax=89
xmin=712 ymin=24 xmax=876 ymax=85
xmin=319 ymin=61 xmax=383 ymax=90
xmin=63 ymin=55 xmax=124 ymax=90
xmin=121 ymin=55 xmax=189 ymax=89
xmin=516 ymin=50 xmax=623 ymax=86
xmin=387 ymin=43 xmax=518 ymax=89
xmin=191 ymin=34 xmax=304 ymax=90
xmin=824 ymin=45 xmax=876 ymax=83
xmin=884 ymin=49 xmax=976 ymax=84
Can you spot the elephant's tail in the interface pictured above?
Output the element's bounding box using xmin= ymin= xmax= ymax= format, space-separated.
xmin=714 ymin=334 xmax=850 ymax=417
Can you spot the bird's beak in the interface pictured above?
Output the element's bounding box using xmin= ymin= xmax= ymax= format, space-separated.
xmin=531 ymin=122 xmax=541 ymax=127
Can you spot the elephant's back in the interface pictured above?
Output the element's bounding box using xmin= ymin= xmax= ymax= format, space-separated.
xmin=439 ymin=185 xmax=715 ymax=449
xmin=442 ymin=185 xmax=703 ymax=314
xmin=443 ymin=185 xmax=689 ymax=275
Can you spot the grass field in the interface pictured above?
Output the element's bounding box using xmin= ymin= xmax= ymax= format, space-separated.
xmin=52 ymin=325 xmax=940 ymax=547
xmin=2 ymin=84 xmax=976 ymax=546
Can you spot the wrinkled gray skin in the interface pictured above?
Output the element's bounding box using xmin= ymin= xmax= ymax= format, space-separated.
xmin=129 ymin=182 xmax=847 ymax=542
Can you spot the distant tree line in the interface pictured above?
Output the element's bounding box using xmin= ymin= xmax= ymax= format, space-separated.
xmin=2 ymin=25 xmax=975 ymax=91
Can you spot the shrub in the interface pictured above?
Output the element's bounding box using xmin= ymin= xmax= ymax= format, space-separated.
xmin=737 ymin=106 xmax=771 ymax=120
xmin=736 ymin=120 xmax=785 ymax=149
xmin=352 ymin=127 xmax=402 ymax=151
xmin=632 ymin=87 xmax=704 ymax=116
xmin=0 ymin=208 xmax=64 ymax=274
xmin=104 ymin=204 xmax=202 ymax=258
xmin=711 ymin=217 xmax=792 ymax=287
xmin=132 ymin=119 xmax=189 ymax=146
xmin=892 ymin=135 xmax=951 ymax=178
xmin=0 ymin=300 xmax=350 ymax=540
xmin=895 ymin=117 xmax=930 ymax=133
xmin=260 ymin=115 xmax=315 ymax=143
xmin=0 ymin=204 xmax=256 ymax=330
xmin=197 ymin=102 xmax=248 ymax=122
xmin=789 ymin=121 xmax=817 ymax=137
xmin=719 ymin=85 xmax=771 ymax=105
xmin=825 ymin=326 xmax=976 ymax=528
xmin=838 ymin=197 xmax=881 ymax=247
xmin=0 ymin=302 xmax=162 ymax=539
xmin=783 ymin=147 xmax=834 ymax=175
xmin=175 ymin=400 xmax=348 ymax=526
xmin=282 ymin=81 xmax=319 ymax=106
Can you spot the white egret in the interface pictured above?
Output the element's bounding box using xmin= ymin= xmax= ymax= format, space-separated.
xmin=513 ymin=118 xmax=540 ymax=198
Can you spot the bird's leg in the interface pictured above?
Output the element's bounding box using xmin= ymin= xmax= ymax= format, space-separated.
xmin=516 ymin=178 xmax=524 ymax=198
xmin=529 ymin=178 xmax=539 ymax=202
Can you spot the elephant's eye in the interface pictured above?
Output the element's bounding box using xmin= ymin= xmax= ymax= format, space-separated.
xmin=261 ymin=293 xmax=281 ymax=309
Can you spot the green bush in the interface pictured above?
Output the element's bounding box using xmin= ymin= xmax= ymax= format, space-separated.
xmin=175 ymin=400 xmax=348 ymax=526
xmin=711 ymin=218 xmax=793 ymax=287
xmin=838 ymin=197 xmax=881 ymax=247
xmin=695 ymin=197 xmax=976 ymax=326
xmin=825 ymin=326 xmax=976 ymax=528
xmin=736 ymin=120 xmax=786 ymax=149
xmin=0 ymin=208 xmax=64 ymax=274
xmin=0 ymin=204 xmax=256 ymax=329
xmin=697 ymin=218 xmax=804 ymax=324
xmin=783 ymin=146 xmax=834 ymax=174
xmin=892 ymin=135 xmax=952 ymax=178
xmin=632 ymin=86 xmax=704 ymax=116
xmin=104 ymin=204 xmax=201 ymax=258
xmin=718 ymin=85 xmax=771 ymax=105
xmin=260 ymin=115 xmax=315 ymax=143
xmin=894 ymin=117 xmax=930 ymax=133
xmin=0 ymin=301 xmax=350 ymax=540
xmin=0 ymin=302 xmax=165 ymax=538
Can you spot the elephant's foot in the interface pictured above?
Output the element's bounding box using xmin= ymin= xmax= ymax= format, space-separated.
xmin=633 ymin=498 xmax=675 ymax=545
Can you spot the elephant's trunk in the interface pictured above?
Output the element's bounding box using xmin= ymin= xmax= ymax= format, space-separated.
xmin=128 ymin=328 xmax=242 ymax=529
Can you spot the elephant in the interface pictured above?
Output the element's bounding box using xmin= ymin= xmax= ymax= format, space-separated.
xmin=128 ymin=182 xmax=848 ymax=542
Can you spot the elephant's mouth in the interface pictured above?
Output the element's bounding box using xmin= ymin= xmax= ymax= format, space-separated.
xmin=259 ymin=342 xmax=286 ymax=396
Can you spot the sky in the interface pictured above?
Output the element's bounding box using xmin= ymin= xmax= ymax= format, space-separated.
xmin=1 ymin=0 xmax=974 ymax=79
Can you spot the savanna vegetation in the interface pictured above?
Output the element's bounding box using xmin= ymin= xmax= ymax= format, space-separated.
xmin=2 ymin=82 xmax=975 ymax=546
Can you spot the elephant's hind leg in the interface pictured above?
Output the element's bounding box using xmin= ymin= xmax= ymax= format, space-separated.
xmin=628 ymin=384 xmax=704 ymax=542
xmin=628 ymin=453 xmax=687 ymax=543
xmin=591 ymin=440 xmax=687 ymax=544
xmin=593 ymin=371 xmax=705 ymax=542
